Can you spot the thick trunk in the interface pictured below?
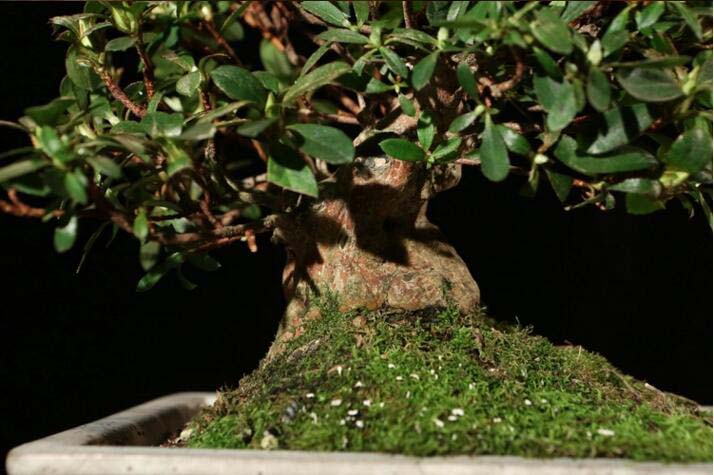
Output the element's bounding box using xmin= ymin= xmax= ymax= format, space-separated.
xmin=269 ymin=158 xmax=479 ymax=356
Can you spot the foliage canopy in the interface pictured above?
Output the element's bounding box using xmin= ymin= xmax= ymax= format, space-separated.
xmin=0 ymin=1 xmax=711 ymax=289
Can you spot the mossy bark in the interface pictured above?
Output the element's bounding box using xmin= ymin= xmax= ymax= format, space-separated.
xmin=270 ymin=158 xmax=480 ymax=356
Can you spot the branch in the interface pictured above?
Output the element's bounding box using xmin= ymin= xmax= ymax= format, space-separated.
xmin=98 ymin=70 xmax=146 ymax=118
xmin=0 ymin=189 xmax=63 ymax=218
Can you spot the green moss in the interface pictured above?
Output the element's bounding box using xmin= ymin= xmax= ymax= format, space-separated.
xmin=186 ymin=298 xmax=712 ymax=461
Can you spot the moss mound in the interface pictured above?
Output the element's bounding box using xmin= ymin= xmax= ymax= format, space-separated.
xmin=186 ymin=299 xmax=712 ymax=461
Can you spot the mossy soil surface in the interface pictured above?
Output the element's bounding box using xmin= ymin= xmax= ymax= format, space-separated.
xmin=185 ymin=298 xmax=712 ymax=461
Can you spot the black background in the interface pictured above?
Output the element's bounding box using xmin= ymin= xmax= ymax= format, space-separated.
xmin=1 ymin=3 xmax=711 ymax=471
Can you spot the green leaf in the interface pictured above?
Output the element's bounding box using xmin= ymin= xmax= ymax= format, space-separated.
xmin=64 ymin=169 xmax=88 ymax=204
xmin=317 ymin=29 xmax=369 ymax=44
xmin=105 ymin=35 xmax=134 ymax=52
xmin=137 ymin=252 xmax=185 ymax=292
xmin=609 ymin=178 xmax=662 ymax=196
xmin=448 ymin=111 xmax=479 ymax=133
xmin=532 ymin=46 xmax=562 ymax=78
xmin=412 ymin=51 xmax=439 ymax=91
xmin=670 ymin=1 xmax=702 ymax=40
xmin=235 ymin=118 xmax=277 ymax=138
xmin=379 ymin=138 xmax=425 ymax=162
xmin=176 ymin=70 xmax=201 ymax=96
xmin=65 ymin=45 xmax=100 ymax=91
xmin=267 ymin=142 xmax=318 ymax=197
xmin=664 ymin=128 xmax=712 ymax=173
xmin=533 ymin=75 xmax=577 ymax=131
xmin=187 ymin=254 xmax=221 ymax=272
xmin=587 ymin=104 xmax=653 ymax=154
xmin=133 ymin=209 xmax=149 ymax=241
xmin=283 ymin=62 xmax=351 ymax=105
xmin=457 ymin=62 xmax=478 ymax=100
xmin=398 ymin=94 xmax=416 ymax=117
xmin=260 ymin=39 xmax=294 ymax=81
xmin=256 ymin=72 xmax=285 ymax=94
xmin=530 ymin=9 xmax=573 ymax=55
xmin=626 ymin=193 xmax=665 ymax=215
xmin=301 ymin=43 xmax=331 ymax=77
xmin=210 ymin=65 xmax=267 ymax=105
xmin=545 ymin=169 xmax=573 ymax=202
xmin=586 ymin=68 xmax=611 ymax=112
xmin=140 ymin=112 xmax=183 ymax=138
xmin=417 ymin=111 xmax=436 ymax=151
xmin=287 ymin=124 xmax=355 ymax=164
xmin=616 ymin=68 xmax=683 ymax=102
xmin=601 ymin=29 xmax=629 ymax=58
xmin=0 ymin=158 xmax=47 ymax=183
xmin=177 ymin=122 xmax=216 ymax=141
xmin=636 ymin=2 xmax=665 ymax=31
xmin=497 ymin=126 xmax=532 ymax=156
xmin=611 ymin=56 xmax=692 ymax=69
xmin=24 ymin=97 xmax=74 ymax=126
xmin=301 ymin=1 xmax=350 ymax=27
xmin=388 ymin=29 xmax=438 ymax=46
xmin=353 ymin=0 xmax=369 ymax=23
xmin=561 ymin=1 xmax=596 ymax=22
xmin=111 ymin=120 xmax=146 ymax=134
xmin=38 ymin=126 xmax=72 ymax=162
xmin=555 ymin=135 xmax=657 ymax=176
xmin=54 ymin=216 xmax=78 ymax=254
xmin=87 ymin=156 xmax=122 ymax=178
xmin=163 ymin=141 xmax=192 ymax=176
xmin=480 ymin=115 xmax=509 ymax=182
xmin=380 ymin=47 xmax=408 ymax=78
xmin=139 ymin=241 xmax=161 ymax=271
xmin=432 ymin=137 xmax=462 ymax=161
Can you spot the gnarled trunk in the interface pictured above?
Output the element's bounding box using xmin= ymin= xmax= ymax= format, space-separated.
xmin=269 ymin=158 xmax=479 ymax=356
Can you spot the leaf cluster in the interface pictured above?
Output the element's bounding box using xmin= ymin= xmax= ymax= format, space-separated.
xmin=0 ymin=1 xmax=711 ymax=288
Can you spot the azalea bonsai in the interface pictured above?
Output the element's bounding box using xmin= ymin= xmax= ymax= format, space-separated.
xmin=0 ymin=0 xmax=711 ymax=460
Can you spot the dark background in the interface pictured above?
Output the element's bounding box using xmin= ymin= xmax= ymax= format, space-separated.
xmin=1 ymin=3 xmax=711 ymax=471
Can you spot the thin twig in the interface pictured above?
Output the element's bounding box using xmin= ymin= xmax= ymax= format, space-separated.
xmin=133 ymin=31 xmax=156 ymax=100
xmin=203 ymin=19 xmax=242 ymax=66
xmin=402 ymin=0 xmax=415 ymax=28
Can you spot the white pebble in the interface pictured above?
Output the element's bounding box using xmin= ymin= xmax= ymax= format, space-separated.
xmin=410 ymin=373 xmax=420 ymax=380
xmin=451 ymin=408 xmax=464 ymax=416
xmin=388 ymin=363 xmax=396 ymax=369
xmin=493 ymin=417 xmax=502 ymax=423
xmin=433 ymin=418 xmax=445 ymax=428
xmin=306 ymin=393 xmax=315 ymax=399
xmin=448 ymin=415 xmax=458 ymax=421
xmin=347 ymin=409 xmax=358 ymax=416
xmin=524 ymin=399 xmax=532 ymax=406
xmin=396 ymin=376 xmax=403 ymax=381
xmin=331 ymin=399 xmax=342 ymax=406
xmin=363 ymin=399 xmax=372 ymax=406
xmin=354 ymin=381 xmax=364 ymax=388
xmin=597 ymin=428 xmax=615 ymax=437
xmin=355 ymin=420 xmax=364 ymax=429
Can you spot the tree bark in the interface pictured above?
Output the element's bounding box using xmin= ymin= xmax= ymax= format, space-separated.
xmin=269 ymin=158 xmax=480 ymax=356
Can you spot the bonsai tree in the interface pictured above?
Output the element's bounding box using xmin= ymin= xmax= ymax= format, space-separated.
xmin=1 ymin=0 xmax=711 ymax=458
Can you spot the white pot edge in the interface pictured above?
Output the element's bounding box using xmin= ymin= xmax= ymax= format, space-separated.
xmin=6 ymin=392 xmax=712 ymax=475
